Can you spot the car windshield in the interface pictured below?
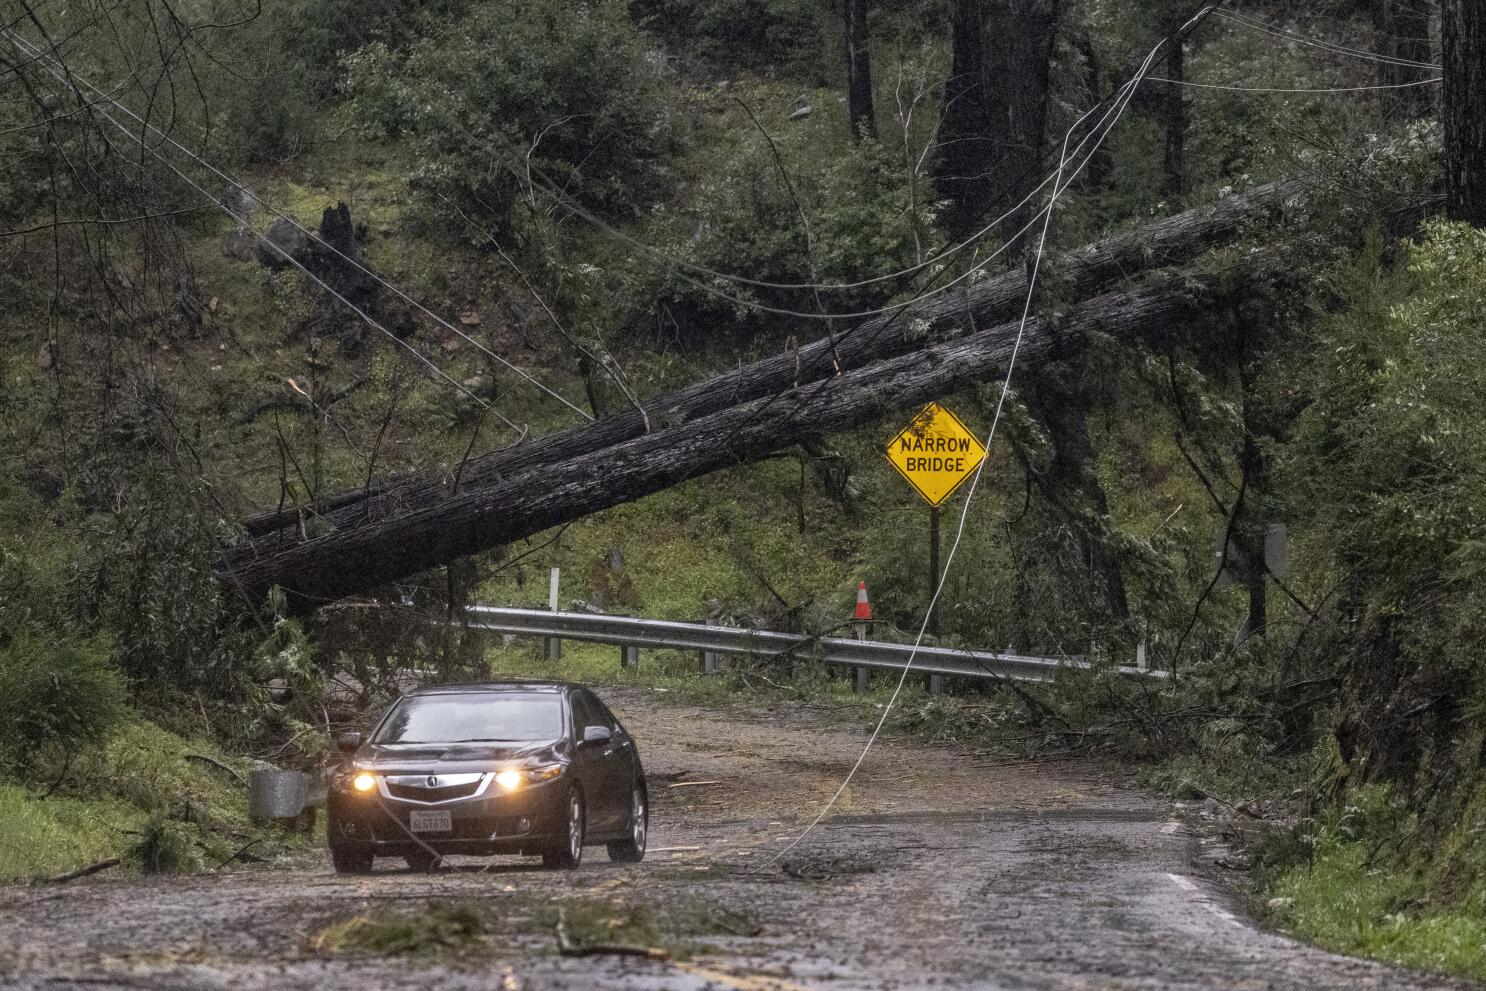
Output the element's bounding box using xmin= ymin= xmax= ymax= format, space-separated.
xmin=372 ymin=693 xmax=563 ymax=744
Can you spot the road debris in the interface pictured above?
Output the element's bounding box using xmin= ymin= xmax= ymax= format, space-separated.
xmin=554 ymin=907 xmax=668 ymax=960
xmin=45 ymin=858 xmax=121 ymax=884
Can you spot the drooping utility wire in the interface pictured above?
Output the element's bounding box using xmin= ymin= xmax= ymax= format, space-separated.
xmin=481 ymin=55 xmax=1163 ymax=326
xmin=484 ymin=91 xmax=1137 ymax=319
xmin=755 ymin=6 xmax=1211 ymax=871
xmin=3 ymin=28 xmax=524 ymax=431
xmin=508 ymin=129 xmax=1074 ymax=295
xmin=433 ymin=189 xmax=651 ymax=430
xmin=498 ymin=6 xmax=1435 ymax=309
xmin=757 ymin=0 xmax=1436 ymax=867
xmin=3 ymin=27 xmax=596 ymax=424
xmin=1148 ymin=76 xmax=1441 ymax=94
xmin=1215 ymin=9 xmax=1440 ymax=70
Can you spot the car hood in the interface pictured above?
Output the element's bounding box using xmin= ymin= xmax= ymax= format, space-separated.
xmin=355 ymin=740 xmax=565 ymax=774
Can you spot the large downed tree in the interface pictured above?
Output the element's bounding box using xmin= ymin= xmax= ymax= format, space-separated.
xmin=225 ymin=264 xmax=1245 ymax=612
xmin=221 ymin=177 xmax=1421 ymax=615
xmin=237 ymin=179 xmax=1302 ymax=547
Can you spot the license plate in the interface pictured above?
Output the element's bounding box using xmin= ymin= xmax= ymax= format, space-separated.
xmin=409 ymin=810 xmax=452 ymax=833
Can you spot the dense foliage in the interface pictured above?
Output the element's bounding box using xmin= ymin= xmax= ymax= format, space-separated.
xmin=344 ymin=0 xmax=672 ymax=234
xmin=2 ymin=0 xmax=1485 ymax=958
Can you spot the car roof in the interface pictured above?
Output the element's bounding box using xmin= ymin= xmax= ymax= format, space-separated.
xmin=403 ymin=681 xmax=580 ymax=697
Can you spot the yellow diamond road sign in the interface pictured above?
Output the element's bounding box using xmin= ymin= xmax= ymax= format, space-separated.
xmin=886 ymin=402 xmax=988 ymax=506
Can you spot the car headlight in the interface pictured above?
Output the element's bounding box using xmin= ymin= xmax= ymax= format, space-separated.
xmin=494 ymin=765 xmax=563 ymax=792
xmin=351 ymin=772 xmax=377 ymax=793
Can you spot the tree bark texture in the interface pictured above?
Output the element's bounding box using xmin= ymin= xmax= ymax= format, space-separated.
xmin=224 ymin=271 xmax=1222 ymax=613
xmin=845 ymin=0 xmax=876 ymax=140
xmin=1076 ymin=29 xmax=1114 ymax=189
xmin=234 ymin=180 xmax=1303 ymax=548
xmin=1444 ymin=0 xmax=1486 ymax=225
xmin=938 ymin=0 xmax=1061 ymax=237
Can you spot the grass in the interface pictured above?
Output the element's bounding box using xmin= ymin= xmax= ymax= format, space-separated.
xmin=0 ymin=719 xmax=310 ymax=883
xmin=0 ymin=786 xmax=137 ymax=881
xmin=1266 ymin=842 xmax=1486 ymax=980
xmin=473 ymin=453 xmax=860 ymax=626
xmin=1259 ymin=785 xmax=1486 ymax=981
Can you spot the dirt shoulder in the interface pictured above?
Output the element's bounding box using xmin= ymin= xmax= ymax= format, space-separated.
xmin=0 ymin=689 xmax=1476 ymax=991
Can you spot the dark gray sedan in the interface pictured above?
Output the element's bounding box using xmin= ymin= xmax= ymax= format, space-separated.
xmin=326 ymin=682 xmax=647 ymax=872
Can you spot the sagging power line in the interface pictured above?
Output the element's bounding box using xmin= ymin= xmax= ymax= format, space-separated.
xmin=2 ymin=26 xmax=595 ymax=427
xmin=757 ymin=3 xmax=1220 ymax=871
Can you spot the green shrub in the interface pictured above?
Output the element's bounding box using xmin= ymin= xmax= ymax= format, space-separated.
xmin=1288 ymin=222 xmax=1486 ymax=788
xmin=666 ymin=137 xmax=941 ymax=327
xmin=343 ymin=0 xmax=673 ymax=235
xmin=198 ymin=0 xmax=483 ymax=165
xmin=0 ymin=784 xmax=134 ymax=881
xmin=69 ymin=461 xmax=254 ymax=699
xmin=126 ymin=814 xmax=203 ymax=874
xmin=0 ymin=631 xmax=126 ymax=772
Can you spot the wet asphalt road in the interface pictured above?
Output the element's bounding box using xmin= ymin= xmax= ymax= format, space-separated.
xmin=0 ymin=688 xmax=1477 ymax=991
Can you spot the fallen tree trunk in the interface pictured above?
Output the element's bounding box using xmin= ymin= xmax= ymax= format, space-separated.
xmin=236 ymin=179 xmax=1301 ymax=546
xmin=224 ymin=267 xmax=1217 ymax=613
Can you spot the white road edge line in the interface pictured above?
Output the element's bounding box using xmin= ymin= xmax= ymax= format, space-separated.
xmin=1166 ymin=872 xmax=1245 ymax=928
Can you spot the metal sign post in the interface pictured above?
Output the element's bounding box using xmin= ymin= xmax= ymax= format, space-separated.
xmin=885 ymin=402 xmax=986 ymax=696
xmin=928 ymin=504 xmax=943 ymax=695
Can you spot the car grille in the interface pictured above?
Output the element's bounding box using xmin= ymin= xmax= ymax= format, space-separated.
xmin=384 ymin=773 xmax=486 ymax=804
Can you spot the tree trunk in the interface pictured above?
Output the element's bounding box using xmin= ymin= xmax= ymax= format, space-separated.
xmin=577 ymin=353 xmax=608 ymax=419
xmin=938 ymin=0 xmax=1061 ymax=237
xmin=1373 ymin=0 xmax=1435 ymax=120
xmin=1076 ymin=30 xmax=1114 ymax=189
xmin=939 ymin=0 xmax=993 ymax=233
xmin=234 ymin=180 xmax=1303 ymax=547
xmin=1235 ymin=434 xmax=1268 ymax=641
xmin=844 ymin=0 xmax=876 ymax=140
xmin=1444 ymin=0 xmax=1486 ymax=225
xmin=223 ymin=272 xmax=1219 ymax=613
xmin=1026 ymin=371 xmax=1130 ymax=621
xmin=1162 ymin=24 xmax=1187 ymax=196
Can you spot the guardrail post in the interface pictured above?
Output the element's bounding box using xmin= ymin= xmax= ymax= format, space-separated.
xmin=852 ymin=621 xmax=869 ymax=692
xmin=545 ymin=568 xmax=562 ymax=661
xmin=928 ymin=673 xmax=943 ymax=695
xmin=621 ymin=644 xmax=639 ymax=669
xmin=699 ymin=617 xmax=717 ymax=675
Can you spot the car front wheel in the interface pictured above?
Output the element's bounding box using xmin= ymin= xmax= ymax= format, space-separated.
xmin=330 ymin=844 xmax=373 ymax=874
xmin=542 ymin=789 xmax=585 ymax=869
xmin=607 ymin=784 xmax=647 ymax=863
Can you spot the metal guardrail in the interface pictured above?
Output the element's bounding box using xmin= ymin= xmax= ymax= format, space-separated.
xmin=464 ymin=607 xmax=1163 ymax=685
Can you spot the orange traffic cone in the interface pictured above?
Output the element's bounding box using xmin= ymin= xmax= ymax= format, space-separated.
xmin=851 ymin=582 xmax=873 ymax=688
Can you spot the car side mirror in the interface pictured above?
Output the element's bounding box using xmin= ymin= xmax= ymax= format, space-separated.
xmin=580 ymin=725 xmax=612 ymax=747
xmin=336 ymin=731 xmax=363 ymax=754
